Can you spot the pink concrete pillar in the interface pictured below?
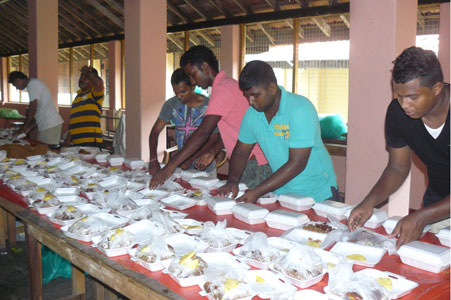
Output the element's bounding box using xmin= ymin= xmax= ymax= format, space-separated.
xmin=27 ymin=0 xmax=59 ymax=108
xmin=124 ymin=0 xmax=166 ymax=160
xmin=108 ymin=40 xmax=121 ymax=114
xmin=0 ymin=57 xmax=7 ymax=102
xmin=220 ymin=25 xmax=240 ymax=80
xmin=346 ymin=0 xmax=417 ymax=217
xmin=439 ymin=2 xmax=450 ymax=82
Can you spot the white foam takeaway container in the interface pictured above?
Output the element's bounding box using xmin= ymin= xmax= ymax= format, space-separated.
xmin=277 ymin=193 xmax=315 ymax=212
xmin=345 ymin=208 xmax=388 ymax=229
xmin=180 ymin=169 xmax=209 ymax=181
xmin=265 ymin=209 xmax=310 ymax=230
xmin=383 ymin=216 xmax=431 ymax=236
xmin=436 ymin=227 xmax=451 ymax=247
xmin=108 ymin=155 xmax=124 ymax=166
xmin=124 ymin=158 xmax=145 ymax=169
xmin=188 ymin=176 xmax=219 ymax=190
xmin=397 ymin=240 xmax=450 ymax=273
xmin=312 ymin=200 xmax=351 ymax=220
xmin=95 ymin=153 xmax=109 ymax=163
xmin=232 ymin=203 xmax=269 ymax=225
xmin=206 ymin=196 xmax=236 ymax=215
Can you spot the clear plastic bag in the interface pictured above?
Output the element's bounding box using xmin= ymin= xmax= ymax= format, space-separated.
xmin=150 ymin=209 xmax=184 ymax=234
xmin=326 ymin=260 xmax=390 ymax=300
xmin=135 ymin=236 xmax=175 ymax=263
xmin=200 ymin=220 xmax=235 ymax=249
xmin=240 ymin=232 xmax=278 ymax=263
xmin=97 ymin=228 xmax=135 ymax=249
xmin=346 ymin=228 xmax=397 ymax=255
xmin=203 ymin=265 xmax=253 ymax=300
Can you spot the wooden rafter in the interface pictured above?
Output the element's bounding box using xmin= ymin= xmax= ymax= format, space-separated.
xmin=85 ymin=0 xmax=124 ymax=28
xmin=207 ymin=0 xmax=229 ymax=18
xmin=59 ymin=2 xmax=102 ymax=36
xmin=64 ymin=1 xmax=113 ymax=34
xmin=417 ymin=9 xmax=425 ymax=29
xmin=257 ymin=23 xmax=275 ymax=45
xmin=103 ymin=0 xmax=124 ymax=15
xmin=185 ymin=0 xmax=208 ymax=21
xmin=339 ymin=13 xmax=350 ymax=28
xmin=59 ymin=13 xmax=93 ymax=39
xmin=312 ymin=16 xmax=331 ymax=37
xmin=246 ymin=27 xmax=255 ymax=43
xmin=285 ymin=19 xmax=304 ymax=39
xmin=196 ymin=30 xmax=215 ymax=47
xmin=168 ymin=1 xmax=192 ymax=23
xmin=264 ymin=0 xmax=280 ymax=11
xmin=167 ymin=34 xmax=184 ymax=51
xmin=231 ymin=0 xmax=253 ymax=14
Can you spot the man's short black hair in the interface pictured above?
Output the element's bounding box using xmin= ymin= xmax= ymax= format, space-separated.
xmin=180 ymin=45 xmax=219 ymax=73
xmin=170 ymin=68 xmax=192 ymax=86
xmin=239 ymin=60 xmax=277 ymax=91
xmin=8 ymin=71 xmax=28 ymax=83
xmin=393 ymin=46 xmax=443 ymax=88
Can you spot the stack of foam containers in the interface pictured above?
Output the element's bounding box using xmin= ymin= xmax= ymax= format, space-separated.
xmin=277 ymin=194 xmax=315 ymax=212
xmin=435 ymin=227 xmax=451 ymax=247
xmin=232 ymin=203 xmax=269 ymax=225
xmin=108 ymin=155 xmax=124 ymax=166
xmin=397 ymin=241 xmax=450 ymax=273
xmin=383 ymin=216 xmax=431 ymax=236
xmin=265 ymin=209 xmax=310 ymax=230
xmin=312 ymin=200 xmax=351 ymax=220
xmin=206 ymin=196 xmax=237 ymax=215
xmin=124 ymin=158 xmax=145 ymax=169
xmin=345 ymin=208 xmax=388 ymax=229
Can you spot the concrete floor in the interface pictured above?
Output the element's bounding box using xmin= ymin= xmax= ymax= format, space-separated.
xmin=0 ymin=241 xmax=125 ymax=300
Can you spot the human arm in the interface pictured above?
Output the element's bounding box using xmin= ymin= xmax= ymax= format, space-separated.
xmin=81 ymin=66 xmax=104 ymax=93
xmin=217 ymin=141 xmax=254 ymax=198
xmin=237 ymin=147 xmax=312 ymax=203
xmin=149 ymin=114 xmax=221 ymax=188
xmin=391 ymin=195 xmax=450 ymax=248
xmin=348 ymin=145 xmax=412 ymax=231
xmin=194 ymin=133 xmax=224 ymax=171
xmin=18 ymin=100 xmax=37 ymax=135
xmin=148 ymin=118 xmax=169 ymax=176
xmin=178 ymin=131 xmax=220 ymax=170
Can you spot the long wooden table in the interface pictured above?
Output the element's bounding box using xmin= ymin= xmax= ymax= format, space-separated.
xmin=1 ymin=183 xmax=450 ymax=300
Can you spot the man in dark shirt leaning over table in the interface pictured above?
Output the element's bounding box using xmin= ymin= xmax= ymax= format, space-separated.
xmin=348 ymin=47 xmax=450 ymax=248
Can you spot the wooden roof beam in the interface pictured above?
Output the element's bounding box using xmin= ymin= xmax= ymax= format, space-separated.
xmin=207 ymin=0 xmax=229 ymax=18
xmin=196 ymin=31 xmax=215 ymax=47
xmin=264 ymin=0 xmax=280 ymax=11
xmin=85 ymin=0 xmax=124 ymax=28
xmin=246 ymin=27 xmax=255 ymax=43
xmin=312 ymin=16 xmax=331 ymax=37
xmin=168 ymin=1 xmax=192 ymax=23
xmin=184 ymin=0 xmax=209 ymax=21
xmin=59 ymin=2 xmax=102 ymax=37
xmin=103 ymin=0 xmax=124 ymax=15
xmin=167 ymin=34 xmax=184 ymax=51
xmin=286 ymin=19 xmax=304 ymax=39
xmin=417 ymin=9 xmax=425 ymax=29
xmin=339 ymin=13 xmax=350 ymax=28
xmin=231 ymin=0 xmax=253 ymax=15
xmin=59 ymin=13 xmax=93 ymax=39
xmin=257 ymin=23 xmax=275 ymax=45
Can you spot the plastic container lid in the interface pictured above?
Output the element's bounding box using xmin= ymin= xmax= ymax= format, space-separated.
xmin=188 ymin=176 xmax=219 ymax=189
xmin=436 ymin=226 xmax=451 ymax=247
xmin=265 ymin=209 xmax=310 ymax=229
xmin=232 ymin=203 xmax=269 ymax=219
xmin=108 ymin=155 xmax=124 ymax=166
xmin=345 ymin=208 xmax=388 ymax=228
xmin=124 ymin=158 xmax=145 ymax=169
xmin=180 ymin=169 xmax=209 ymax=181
xmin=383 ymin=216 xmax=431 ymax=235
xmin=397 ymin=240 xmax=450 ymax=273
xmin=277 ymin=193 xmax=315 ymax=211
xmin=206 ymin=196 xmax=236 ymax=210
xmin=95 ymin=153 xmax=109 ymax=162
xmin=312 ymin=200 xmax=351 ymax=220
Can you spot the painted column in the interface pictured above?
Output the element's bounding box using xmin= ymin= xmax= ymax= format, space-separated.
xmin=346 ymin=0 xmax=417 ymax=217
xmin=124 ymin=0 xmax=166 ymax=160
xmin=0 ymin=57 xmax=7 ymax=102
xmin=220 ymin=25 xmax=240 ymax=80
xmin=108 ymin=40 xmax=121 ymax=114
xmin=27 ymin=0 xmax=58 ymax=108
xmin=438 ymin=2 xmax=450 ymax=82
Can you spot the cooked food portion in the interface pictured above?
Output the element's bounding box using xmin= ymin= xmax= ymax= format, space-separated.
xmin=135 ymin=243 xmax=175 ymax=263
xmin=204 ymin=277 xmax=253 ymax=300
xmin=0 ymin=143 xmax=49 ymax=159
xmin=168 ymin=251 xmax=208 ymax=278
xmin=78 ymin=149 xmax=91 ymax=155
xmin=346 ymin=254 xmax=366 ymax=262
xmin=376 ymin=277 xmax=393 ymax=291
xmin=97 ymin=228 xmax=135 ymax=249
xmin=302 ymin=222 xmax=334 ymax=233
xmin=51 ymin=205 xmax=85 ymax=220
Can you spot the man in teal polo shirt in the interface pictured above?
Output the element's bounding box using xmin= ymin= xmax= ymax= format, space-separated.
xmin=218 ymin=60 xmax=338 ymax=203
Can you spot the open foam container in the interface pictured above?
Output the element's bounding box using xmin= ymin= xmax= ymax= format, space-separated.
xmin=312 ymin=200 xmax=351 ymax=220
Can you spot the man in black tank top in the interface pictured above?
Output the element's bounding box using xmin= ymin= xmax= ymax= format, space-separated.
xmin=348 ymin=47 xmax=450 ymax=248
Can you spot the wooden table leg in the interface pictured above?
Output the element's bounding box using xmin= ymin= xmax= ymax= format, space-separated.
xmin=25 ymin=224 xmax=43 ymax=300
xmin=92 ymin=280 xmax=105 ymax=300
xmin=71 ymin=265 xmax=85 ymax=295
xmin=7 ymin=212 xmax=16 ymax=247
xmin=0 ymin=208 xmax=6 ymax=248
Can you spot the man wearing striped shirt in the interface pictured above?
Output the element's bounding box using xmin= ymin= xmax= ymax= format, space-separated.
xmin=67 ymin=66 xmax=104 ymax=148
